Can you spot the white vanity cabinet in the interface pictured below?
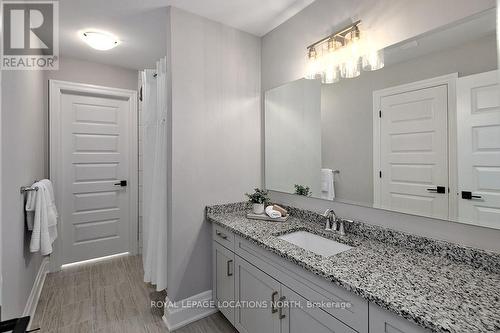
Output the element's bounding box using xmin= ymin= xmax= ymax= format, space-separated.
xmin=233 ymin=254 xmax=356 ymax=333
xmin=281 ymin=285 xmax=357 ymax=333
xmin=212 ymin=224 xmax=427 ymax=333
xmin=213 ymin=241 xmax=236 ymax=324
xmin=234 ymin=256 xmax=281 ymax=333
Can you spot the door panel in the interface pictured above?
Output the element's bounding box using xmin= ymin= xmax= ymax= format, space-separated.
xmin=60 ymin=91 xmax=131 ymax=264
xmin=234 ymin=256 xmax=281 ymax=333
xmin=457 ymin=70 xmax=500 ymax=228
xmin=281 ymin=286 xmax=356 ymax=333
xmin=213 ymin=242 xmax=235 ymax=324
xmin=379 ymin=85 xmax=449 ymax=219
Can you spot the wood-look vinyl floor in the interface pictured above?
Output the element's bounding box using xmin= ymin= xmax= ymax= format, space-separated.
xmin=30 ymin=255 xmax=237 ymax=333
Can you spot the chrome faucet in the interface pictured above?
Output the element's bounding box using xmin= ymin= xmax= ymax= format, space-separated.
xmin=323 ymin=209 xmax=338 ymax=231
xmin=323 ymin=209 xmax=350 ymax=236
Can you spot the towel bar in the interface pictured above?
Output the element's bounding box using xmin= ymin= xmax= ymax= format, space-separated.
xmin=20 ymin=186 xmax=38 ymax=193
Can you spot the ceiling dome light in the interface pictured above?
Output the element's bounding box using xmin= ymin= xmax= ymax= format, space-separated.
xmin=80 ymin=31 xmax=120 ymax=51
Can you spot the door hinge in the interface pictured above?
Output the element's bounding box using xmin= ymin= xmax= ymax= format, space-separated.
xmin=379 ymin=110 xmax=382 ymax=118
xmin=379 ymin=171 xmax=382 ymax=178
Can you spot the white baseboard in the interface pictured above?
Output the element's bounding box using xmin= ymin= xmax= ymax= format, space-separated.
xmin=162 ymin=290 xmax=218 ymax=331
xmin=23 ymin=257 xmax=49 ymax=321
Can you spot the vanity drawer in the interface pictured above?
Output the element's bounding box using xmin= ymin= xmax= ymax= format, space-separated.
xmin=212 ymin=224 xmax=234 ymax=250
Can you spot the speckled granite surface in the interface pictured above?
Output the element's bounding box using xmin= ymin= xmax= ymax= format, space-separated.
xmin=206 ymin=202 xmax=500 ymax=333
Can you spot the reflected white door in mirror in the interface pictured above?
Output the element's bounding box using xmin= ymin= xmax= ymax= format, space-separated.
xmin=373 ymin=70 xmax=500 ymax=227
xmin=373 ymin=75 xmax=454 ymax=221
xmin=457 ymin=70 xmax=500 ymax=229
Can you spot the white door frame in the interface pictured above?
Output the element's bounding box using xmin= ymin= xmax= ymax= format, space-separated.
xmin=49 ymin=80 xmax=138 ymax=271
xmin=372 ymin=73 xmax=458 ymax=219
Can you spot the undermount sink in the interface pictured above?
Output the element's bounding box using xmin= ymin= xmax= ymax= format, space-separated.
xmin=278 ymin=231 xmax=352 ymax=257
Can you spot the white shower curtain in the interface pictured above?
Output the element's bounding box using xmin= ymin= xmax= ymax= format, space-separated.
xmin=142 ymin=57 xmax=168 ymax=291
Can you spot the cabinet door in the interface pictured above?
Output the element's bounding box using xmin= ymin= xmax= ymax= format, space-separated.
xmin=213 ymin=242 xmax=235 ymax=324
xmin=369 ymin=303 xmax=429 ymax=333
xmin=234 ymin=256 xmax=281 ymax=333
xmin=281 ymin=286 xmax=357 ymax=333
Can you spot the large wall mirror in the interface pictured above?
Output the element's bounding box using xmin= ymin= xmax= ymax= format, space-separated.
xmin=265 ymin=9 xmax=500 ymax=229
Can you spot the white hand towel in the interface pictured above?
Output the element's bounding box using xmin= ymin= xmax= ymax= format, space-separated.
xmin=30 ymin=179 xmax=58 ymax=255
xmin=25 ymin=187 xmax=37 ymax=230
xmin=40 ymin=179 xmax=58 ymax=229
xmin=320 ymin=169 xmax=335 ymax=201
xmin=265 ymin=205 xmax=282 ymax=219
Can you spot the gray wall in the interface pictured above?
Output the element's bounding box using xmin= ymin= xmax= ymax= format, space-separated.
xmin=0 ymin=66 xmax=2 ymax=314
xmin=266 ymin=79 xmax=322 ymax=196
xmin=1 ymin=70 xmax=46 ymax=319
xmin=321 ymin=34 xmax=498 ymax=205
xmin=167 ymin=7 xmax=261 ymax=302
xmin=262 ymin=0 xmax=500 ymax=253
xmin=46 ymin=57 xmax=138 ymax=91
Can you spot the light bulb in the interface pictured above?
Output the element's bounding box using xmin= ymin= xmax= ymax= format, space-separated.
xmin=323 ymin=65 xmax=341 ymax=84
xmin=341 ymin=58 xmax=361 ymax=78
xmin=323 ymin=45 xmax=340 ymax=83
xmin=341 ymin=32 xmax=361 ymax=79
xmin=305 ymin=47 xmax=320 ymax=80
xmin=362 ymin=49 xmax=384 ymax=71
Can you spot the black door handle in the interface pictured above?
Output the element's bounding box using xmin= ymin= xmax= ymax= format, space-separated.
xmin=427 ymin=186 xmax=446 ymax=194
xmin=114 ymin=180 xmax=127 ymax=187
xmin=227 ymin=260 xmax=233 ymax=277
xmin=461 ymin=191 xmax=482 ymax=200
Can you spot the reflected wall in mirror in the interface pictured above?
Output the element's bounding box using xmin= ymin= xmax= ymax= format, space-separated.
xmin=265 ymin=10 xmax=500 ymax=229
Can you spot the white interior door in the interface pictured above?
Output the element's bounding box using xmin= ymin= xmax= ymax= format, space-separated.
xmin=50 ymin=81 xmax=137 ymax=266
xmin=379 ymin=85 xmax=449 ymax=219
xmin=457 ymin=70 xmax=500 ymax=228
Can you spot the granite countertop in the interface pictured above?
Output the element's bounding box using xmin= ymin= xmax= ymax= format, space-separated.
xmin=206 ymin=203 xmax=500 ymax=333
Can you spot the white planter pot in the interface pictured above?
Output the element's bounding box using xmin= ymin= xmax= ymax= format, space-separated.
xmin=252 ymin=203 xmax=265 ymax=215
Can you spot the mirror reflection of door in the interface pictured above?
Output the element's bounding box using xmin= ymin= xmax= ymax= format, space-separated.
xmin=457 ymin=70 xmax=500 ymax=228
xmin=376 ymin=84 xmax=449 ymax=219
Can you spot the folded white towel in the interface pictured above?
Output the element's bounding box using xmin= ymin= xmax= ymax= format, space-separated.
xmin=320 ymin=168 xmax=335 ymax=201
xmin=40 ymin=179 xmax=58 ymax=229
xmin=265 ymin=205 xmax=282 ymax=219
xmin=25 ymin=188 xmax=37 ymax=230
xmin=30 ymin=179 xmax=58 ymax=255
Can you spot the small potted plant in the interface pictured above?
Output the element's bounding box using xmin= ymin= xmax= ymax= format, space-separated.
xmin=245 ymin=188 xmax=269 ymax=214
xmin=294 ymin=184 xmax=311 ymax=196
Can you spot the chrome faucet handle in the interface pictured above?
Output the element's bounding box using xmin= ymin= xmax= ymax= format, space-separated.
xmin=338 ymin=220 xmax=345 ymax=236
xmin=324 ymin=221 xmax=332 ymax=231
xmin=322 ymin=209 xmax=331 ymax=230
xmin=331 ymin=218 xmax=338 ymax=232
